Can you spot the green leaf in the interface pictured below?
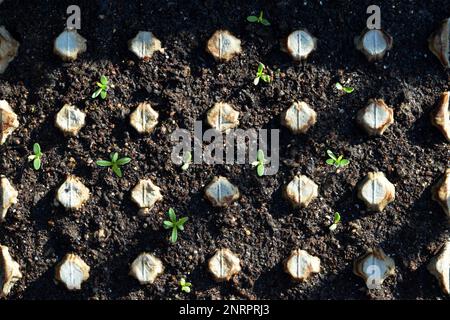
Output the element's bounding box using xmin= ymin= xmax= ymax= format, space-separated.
xmin=182 ymin=286 xmax=191 ymax=293
xmin=184 ymin=151 xmax=192 ymax=163
xmin=257 ymin=149 xmax=264 ymax=162
xmin=257 ymin=63 xmax=264 ymax=73
xmin=112 ymin=165 xmax=123 ymax=177
xmin=339 ymin=159 xmax=350 ymax=166
xmin=168 ymin=208 xmax=176 ymax=222
xmin=116 ymin=157 xmax=131 ymax=166
xmin=100 ymin=90 xmax=107 ymax=99
xmin=261 ymin=74 xmax=271 ymax=82
xmin=178 ymin=216 xmax=188 ymax=224
xmin=178 ymin=217 xmax=188 ymax=227
xmin=92 ymin=88 xmax=102 ymax=98
xmin=163 ymin=221 xmax=174 ymax=229
xmin=337 ymin=155 xmax=343 ymax=162
xmin=326 ymin=150 xmax=336 ymax=160
xmin=326 ymin=159 xmax=335 ymax=166
xmin=96 ymin=82 xmax=104 ymax=88
xmin=181 ymin=152 xmax=192 ymax=171
xmin=100 ymin=75 xmax=108 ymax=85
xmin=179 ymin=278 xmax=192 ymax=292
xmin=96 ymin=160 xmax=112 ymax=167
xmin=247 ymin=16 xmax=258 ymax=22
xmin=336 ymin=82 xmax=354 ymax=93
xmin=261 ymin=18 xmax=271 ymax=26
xmin=257 ymin=164 xmax=264 ymax=177
xmin=33 ymin=143 xmax=41 ymax=155
xmin=111 ymin=152 xmax=119 ymax=163
xmin=253 ymin=77 xmax=260 ymax=86
xmin=343 ymin=86 xmax=354 ymax=93
xmin=171 ymin=228 xmax=178 ymax=243
xmin=33 ymin=158 xmax=41 ymax=170
xmin=334 ymin=212 xmax=341 ymax=224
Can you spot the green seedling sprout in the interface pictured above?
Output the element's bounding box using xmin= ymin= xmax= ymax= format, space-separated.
xmin=247 ymin=10 xmax=271 ymax=26
xmin=28 ymin=143 xmax=43 ymax=170
xmin=92 ymin=75 xmax=109 ymax=99
xmin=326 ymin=150 xmax=350 ymax=169
xmin=179 ymin=277 xmax=192 ymax=293
xmin=96 ymin=152 xmax=131 ymax=177
xmin=251 ymin=149 xmax=268 ymax=177
xmin=181 ymin=151 xmax=192 ymax=171
xmin=329 ymin=212 xmax=341 ymax=231
xmin=163 ymin=208 xmax=188 ymax=243
xmin=335 ymin=82 xmax=354 ymax=94
xmin=253 ymin=62 xmax=271 ymax=85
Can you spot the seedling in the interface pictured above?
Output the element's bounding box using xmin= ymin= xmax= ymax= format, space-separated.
xmin=163 ymin=208 xmax=188 ymax=243
xmin=92 ymin=75 xmax=109 ymax=99
xmin=28 ymin=143 xmax=43 ymax=170
xmin=251 ymin=149 xmax=268 ymax=177
xmin=96 ymin=152 xmax=131 ymax=177
xmin=181 ymin=151 xmax=192 ymax=171
xmin=326 ymin=150 xmax=350 ymax=168
xmin=247 ymin=11 xmax=271 ymax=26
xmin=335 ymin=82 xmax=354 ymax=94
xmin=179 ymin=277 xmax=192 ymax=293
xmin=253 ymin=62 xmax=271 ymax=85
xmin=329 ymin=212 xmax=341 ymax=231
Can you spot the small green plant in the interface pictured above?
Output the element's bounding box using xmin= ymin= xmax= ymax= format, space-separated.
xmin=326 ymin=150 xmax=350 ymax=168
xmin=181 ymin=151 xmax=192 ymax=171
xmin=28 ymin=143 xmax=43 ymax=170
xmin=179 ymin=277 xmax=192 ymax=293
xmin=253 ymin=62 xmax=271 ymax=85
xmin=335 ymin=82 xmax=354 ymax=94
xmin=247 ymin=10 xmax=271 ymax=26
xmin=163 ymin=208 xmax=188 ymax=243
xmin=329 ymin=212 xmax=341 ymax=231
xmin=251 ymin=149 xmax=267 ymax=177
xmin=92 ymin=75 xmax=109 ymax=99
xmin=96 ymin=152 xmax=131 ymax=177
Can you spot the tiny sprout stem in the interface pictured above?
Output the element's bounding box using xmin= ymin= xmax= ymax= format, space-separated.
xmin=181 ymin=152 xmax=192 ymax=171
xmin=92 ymin=75 xmax=109 ymax=100
xmin=29 ymin=143 xmax=43 ymax=170
xmin=335 ymin=82 xmax=354 ymax=94
xmin=164 ymin=208 xmax=188 ymax=244
xmin=254 ymin=149 xmax=267 ymax=177
xmin=254 ymin=63 xmax=271 ymax=86
xmin=96 ymin=152 xmax=131 ymax=177
xmin=326 ymin=150 xmax=350 ymax=169
xmin=329 ymin=212 xmax=341 ymax=231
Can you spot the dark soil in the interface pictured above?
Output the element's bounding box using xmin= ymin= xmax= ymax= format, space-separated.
xmin=0 ymin=0 xmax=449 ymax=300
